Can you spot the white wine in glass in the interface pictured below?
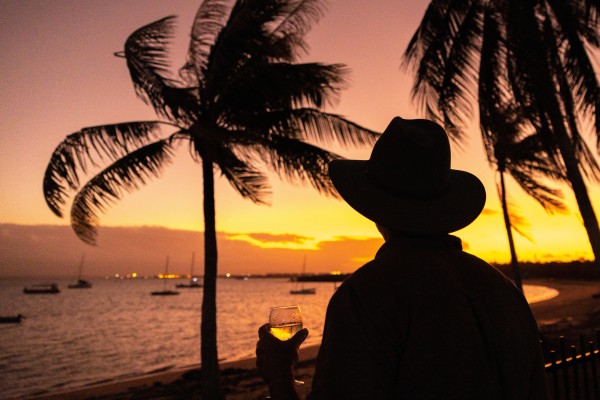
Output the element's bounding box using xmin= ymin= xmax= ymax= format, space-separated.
xmin=269 ymin=305 xmax=303 ymax=340
xmin=269 ymin=305 xmax=305 ymax=386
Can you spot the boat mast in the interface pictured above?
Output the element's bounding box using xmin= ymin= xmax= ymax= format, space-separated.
xmin=301 ymin=255 xmax=306 ymax=289
xmin=78 ymin=254 xmax=85 ymax=280
xmin=163 ymin=256 xmax=169 ymax=291
xmin=190 ymin=252 xmax=195 ymax=278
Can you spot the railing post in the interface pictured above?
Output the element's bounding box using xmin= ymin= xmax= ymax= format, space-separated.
xmin=590 ymin=341 xmax=599 ymax=399
xmin=561 ymin=336 xmax=572 ymax=399
xmin=579 ymin=334 xmax=590 ymax=400
xmin=571 ymin=345 xmax=581 ymax=400
xmin=550 ymin=350 xmax=560 ymax=400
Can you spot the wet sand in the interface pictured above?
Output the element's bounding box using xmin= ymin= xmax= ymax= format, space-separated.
xmin=32 ymin=279 xmax=600 ymax=400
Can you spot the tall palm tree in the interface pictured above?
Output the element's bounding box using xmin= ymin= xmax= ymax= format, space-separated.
xmin=403 ymin=0 xmax=600 ymax=267
xmin=43 ymin=1 xmax=378 ymax=398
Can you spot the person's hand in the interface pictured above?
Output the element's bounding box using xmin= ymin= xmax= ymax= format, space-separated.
xmin=256 ymin=323 xmax=308 ymax=399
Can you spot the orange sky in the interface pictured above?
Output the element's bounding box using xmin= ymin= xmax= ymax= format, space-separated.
xmin=1 ymin=0 xmax=599 ymax=277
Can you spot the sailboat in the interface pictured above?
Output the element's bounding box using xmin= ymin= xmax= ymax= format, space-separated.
xmin=176 ymin=252 xmax=202 ymax=289
xmin=290 ymin=255 xmax=316 ymax=295
xmin=151 ymin=256 xmax=180 ymax=296
xmin=68 ymin=254 xmax=92 ymax=289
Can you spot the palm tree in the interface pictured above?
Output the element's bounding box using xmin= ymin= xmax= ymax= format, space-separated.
xmin=43 ymin=1 xmax=378 ymax=398
xmin=483 ymin=104 xmax=566 ymax=290
xmin=403 ymin=0 xmax=600 ymax=267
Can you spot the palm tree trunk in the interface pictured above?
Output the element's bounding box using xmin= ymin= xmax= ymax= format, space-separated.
xmin=532 ymin=58 xmax=600 ymax=267
xmin=499 ymin=170 xmax=523 ymax=291
xmin=553 ymin=126 xmax=600 ymax=267
xmin=547 ymin=31 xmax=600 ymax=269
xmin=201 ymin=156 xmax=224 ymax=400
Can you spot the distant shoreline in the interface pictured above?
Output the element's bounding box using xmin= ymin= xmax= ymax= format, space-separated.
xmin=4 ymin=259 xmax=600 ymax=281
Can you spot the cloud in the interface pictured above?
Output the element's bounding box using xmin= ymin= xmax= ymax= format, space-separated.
xmin=480 ymin=208 xmax=498 ymax=216
xmin=0 ymin=224 xmax=383 ymax=278
xmin=227 ymin=232 xmax=316 ymax=249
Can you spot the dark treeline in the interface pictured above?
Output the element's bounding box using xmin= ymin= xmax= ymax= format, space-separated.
xmin=495 ymin=261 xmax=600 ymax=281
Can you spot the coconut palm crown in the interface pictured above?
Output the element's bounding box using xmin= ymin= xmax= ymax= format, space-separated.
xmin=43 ymin=1 xmax=378 ymax=398
xmin=403 ymin=0 xmax=600 ymax=265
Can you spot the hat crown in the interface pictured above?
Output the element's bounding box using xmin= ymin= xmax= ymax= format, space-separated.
xmin=367 ymin=117 xmax=451 ymax=199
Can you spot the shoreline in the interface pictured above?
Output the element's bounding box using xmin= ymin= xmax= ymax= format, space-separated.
xmin=31 ymin=344 xmax=321 ymax=400
xmin=31 ymin=279 xmax=600 ymax=400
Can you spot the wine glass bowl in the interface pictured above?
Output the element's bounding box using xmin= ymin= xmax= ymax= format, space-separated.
xmin=269 ymin=305 xmax=303 ymax=341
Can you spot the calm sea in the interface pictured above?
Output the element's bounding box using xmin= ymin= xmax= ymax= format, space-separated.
xmin=0 ymin=277 xmax=555 ymax=399
xmin=0 ymin=277 xmax=336 ymax=399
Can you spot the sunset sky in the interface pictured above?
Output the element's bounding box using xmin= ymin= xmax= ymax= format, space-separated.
xmin=1 ymin=0 xmax=600 ymax=277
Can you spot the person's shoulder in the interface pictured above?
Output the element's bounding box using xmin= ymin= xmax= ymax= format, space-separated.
xmin=459 ymin=251 xmax=513 ymax=281
xmin=457 ymin=250 xmax=527 ymax=299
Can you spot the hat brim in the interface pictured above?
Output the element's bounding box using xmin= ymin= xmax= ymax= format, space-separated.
xmin=329 ymin=160 xmax=486 ymax=235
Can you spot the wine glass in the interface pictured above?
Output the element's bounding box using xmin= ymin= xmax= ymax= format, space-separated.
xmin=269 ymin=305 xmax=305 ymax=385
xmin=269 ymin=305 xmax=303 ymax=340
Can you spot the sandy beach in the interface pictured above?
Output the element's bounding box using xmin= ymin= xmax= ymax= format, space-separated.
xmin=32 ymin=279 xmax=600 ymax=400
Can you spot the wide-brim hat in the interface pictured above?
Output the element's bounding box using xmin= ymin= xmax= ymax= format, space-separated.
xmin=329 ymin=117 xmax=486 ymax=235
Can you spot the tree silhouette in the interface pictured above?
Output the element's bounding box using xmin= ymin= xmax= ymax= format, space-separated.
xmin=43 ymin=1 xmax=378 ymax=397
xmin=484 ymin=105 xmax=566 ymax=290
xmin=404 ymin=0 xmax=600 ymax=267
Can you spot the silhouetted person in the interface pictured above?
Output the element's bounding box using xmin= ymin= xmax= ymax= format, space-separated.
xmin=257 ymin=117 xmax=548 ymax=399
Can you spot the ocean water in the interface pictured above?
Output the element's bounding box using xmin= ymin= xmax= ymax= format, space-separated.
xmin=0 ymin=278 xmax=556 ymax=399
xmin=0 ymin=277 xmax=336 ymax=399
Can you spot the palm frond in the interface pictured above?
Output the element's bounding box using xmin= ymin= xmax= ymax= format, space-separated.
xmin=268 ymin=0 xmax=327 ymax=59
xmin=507 ymin=167 xmax=566 ymax=213
xmin=43 ymin=122 xmax=167 ymax=217
xmin=202 ymin=0 xmax=327 ymax=102
xmin=405 ymin=0 xmax=484 ymax=141
xmin=495 ymin=176 xmax=534 ymax=242
xmin=436 ymin=4 xmax=484 ymax=141
xmin=403 ymin=0 xmax=468 ymax=67
xmin=215 ymin=62 xmax=348 ymax=116
xmin=287 ymin=109 xmax=379 ymax=147
xmin=508 ymin=209 xmax=534 ymax=242
xmin=181 ymin=0 xmax=229 ymax=83
xmin=223 ymin=109 xmax=379 ymax=150
xmin=70 ymin=140 xmax=175 ymax=244
xmin=253 ymin=134 xmax=342 ymax=197
xmin=558 ymin=22 xmax=600 ymax=145
xmin=479 ymin=8 xmax=513 ymax=151
xmin=214 ymin=146 xmax=271 ymax=204
xmin=539 ymin=13 xmax=600 ymax=180
xmin=122 ymin=16 xmax=198 ymax=123
xmin=202 ymin=0 xmax=273 ymax=99
xmin=549 ymin=0 xmax=600 ymax=46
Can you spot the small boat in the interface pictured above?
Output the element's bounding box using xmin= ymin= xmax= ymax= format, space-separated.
xmin=0 ymin=314 xmax=24 ymax=324
xmin=69 ymin=279 xmax=92 ymax=289
xmin=290 ymin=287 xmax=317 ymax=295
xmin=176 ymin=252 xmax=203 ymax=289
xmin=176 ymin=276 xmax=202 ymax=288
xmin=151 ymin=256 xmax=180 ymax=296
xmin=24 ymin=283 xmax=60 ymax=294
xmin=68 ymin=254 xmax=92 ymax=289
xmin=290 ymin=256 xmax=316 ymax=295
